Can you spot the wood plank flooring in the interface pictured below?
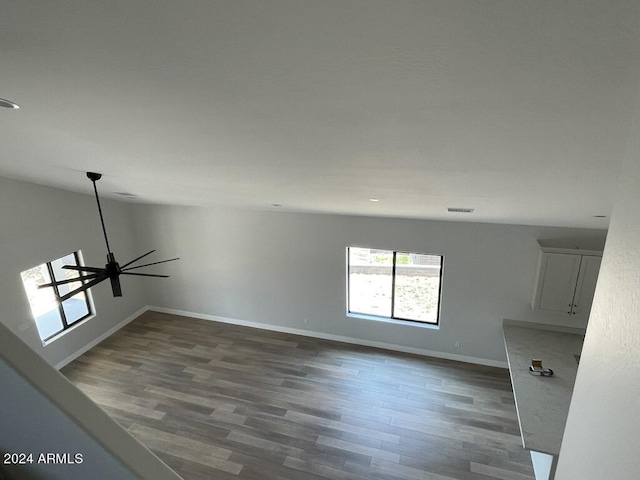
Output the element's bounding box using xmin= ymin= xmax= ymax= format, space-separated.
xmin=61 ymin=311 xmax=534 ymax=480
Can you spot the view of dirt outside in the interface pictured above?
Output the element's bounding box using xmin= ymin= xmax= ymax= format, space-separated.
xmin=348 ymin=247 xmax=442 ymax=324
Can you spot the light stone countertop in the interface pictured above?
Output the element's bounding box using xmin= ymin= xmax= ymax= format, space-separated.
xmin=502 ymin=320 xmax=585 ymax=455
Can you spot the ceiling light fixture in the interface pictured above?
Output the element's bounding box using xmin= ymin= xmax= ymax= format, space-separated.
xmin=0 ymin=98 xmax=20 ymax=109
xmin=369 ymin=198 xmax=380 ymax=202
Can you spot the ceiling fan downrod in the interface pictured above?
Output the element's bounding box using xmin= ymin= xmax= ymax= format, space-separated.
xmin=87 ymin=171 xmax=113 ymax=257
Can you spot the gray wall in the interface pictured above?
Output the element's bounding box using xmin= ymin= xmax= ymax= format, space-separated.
xmin=132 ymin=204 xmax=606 ymax=364
xmin=0 ymin=176 xmax=147 ymax=367
xmin=0 ymin=172 xmax=608 ymax=366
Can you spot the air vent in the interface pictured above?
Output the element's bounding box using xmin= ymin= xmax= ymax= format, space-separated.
xmin=115 ymin=192 xmax=138 ymax=199
xmin=447 ymin=207 xmax=474 ymax=213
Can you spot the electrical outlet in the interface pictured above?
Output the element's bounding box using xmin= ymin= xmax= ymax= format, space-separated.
xmin=304 ymin=318 xmax=309 ymax=325
xmin=454 ymin=340 xmax=460 ymax=348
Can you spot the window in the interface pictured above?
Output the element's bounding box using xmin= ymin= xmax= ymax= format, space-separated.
xmin=21 ymin=251 xmax=93 ymax=342
xmin=347 ymin=247 xmax=443 ymax=325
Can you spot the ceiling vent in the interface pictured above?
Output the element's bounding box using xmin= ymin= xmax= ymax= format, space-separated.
xmin=447 ymin=207 xmax=475 ymax=213
xmin=115 ymin=192 xmax=138 ymax=199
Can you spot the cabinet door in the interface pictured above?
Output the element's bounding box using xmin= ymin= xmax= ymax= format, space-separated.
xmin=537 ymin=253 xmax=582 ymax=314
xmin=572 ymin=255 xmax=602 ymax=317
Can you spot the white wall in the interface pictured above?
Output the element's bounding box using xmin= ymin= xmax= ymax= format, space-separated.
xmin=132 ymin=204 xmax=605 ymax=364
xmin=0 ymin=176 xmax=147 ymax=367
xmin=556 ymin=108 xmax=640 ymax=477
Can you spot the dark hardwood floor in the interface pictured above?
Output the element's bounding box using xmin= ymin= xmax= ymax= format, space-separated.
xmin=61 ymin=311 xmax=534 ymax=480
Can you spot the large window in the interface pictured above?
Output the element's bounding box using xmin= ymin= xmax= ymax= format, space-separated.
xmin=21 ymin=251 xmax=93 ymax=343
xmin=347 ymin=247 xmax=443 ymax=325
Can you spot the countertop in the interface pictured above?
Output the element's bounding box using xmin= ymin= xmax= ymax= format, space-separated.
xmin=502 ymin=320 xmax=585 ymax=455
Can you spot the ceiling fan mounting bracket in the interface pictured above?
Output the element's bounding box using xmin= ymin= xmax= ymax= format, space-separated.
xmin=87 ymin=172 xmax=102 ymax=181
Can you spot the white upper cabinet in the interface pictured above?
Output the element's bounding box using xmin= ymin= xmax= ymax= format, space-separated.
xmin=532 ymin=246 xmax=602 ymax=319
xmin=571 ymin=255 xmax=602 ymax=317
xmin=537 ymin=253 xmax=583 ymax=313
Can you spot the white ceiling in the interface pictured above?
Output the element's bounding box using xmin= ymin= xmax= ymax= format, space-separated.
xmin=1 ymin=1 xmax=639 ymax=228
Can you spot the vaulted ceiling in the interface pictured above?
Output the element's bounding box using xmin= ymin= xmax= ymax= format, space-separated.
xmin=1 ymin=1 xmax=639 ymax=228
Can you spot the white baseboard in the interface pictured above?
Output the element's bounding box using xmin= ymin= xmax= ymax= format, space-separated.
xmin=55 ymin=306 xmax=150 ymax=370
xmin=148 ymin=306 xmax=507 ymax=369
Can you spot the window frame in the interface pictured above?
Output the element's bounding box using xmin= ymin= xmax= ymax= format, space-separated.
xmin=22 ymin=251 xmax=94 ymax=343
xmin=346 ymin=247 xmax=444 ymax=326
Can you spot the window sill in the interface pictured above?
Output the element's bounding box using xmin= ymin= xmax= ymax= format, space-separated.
xmin=42 ymin=313 xmax=96 ymax=346
xmin=347 ymin=313 xmax=440 ymax=330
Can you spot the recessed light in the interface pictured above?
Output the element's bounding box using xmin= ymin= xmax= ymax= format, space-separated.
xmin=447 ymin=207 xmax=474 ymax=213
xmin=369 ymin=198 xmax=380 ymax=202
xmin=272 ymin=203 xmax=282 ymax=207
xmin=0 ymin=98 xmax=19 ymax=109
xmin=594 ymin=215 xmax=607 ymax=218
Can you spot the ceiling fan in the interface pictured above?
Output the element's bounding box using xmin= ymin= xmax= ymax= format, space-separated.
xmin=38 ymin=172 xmax=178 ymax=301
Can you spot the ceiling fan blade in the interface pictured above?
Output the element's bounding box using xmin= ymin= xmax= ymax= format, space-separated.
xmin=120 ymin=250 xmax=156 ymax=269
xmin=110 ymin=275 xmax=122 ymax=297
xmin=121 ymin=257 xmax=180 ymax=272
xmin=62 ymin=265 xmax=105 ymax=273
xmin=121 ymin=272 xmax=170 ymax=278
xmin=58 ymin=274 xmax=108 ymax=302
xmin=38 ymin=273 xmax=102 ymax=289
